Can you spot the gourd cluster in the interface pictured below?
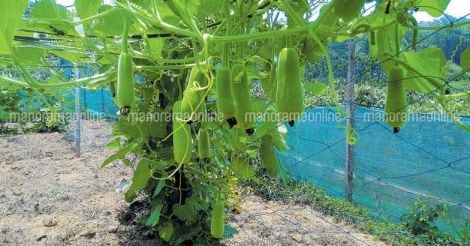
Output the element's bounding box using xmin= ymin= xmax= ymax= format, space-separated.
xmin=114 ymin=31 xmax=305 ymax=237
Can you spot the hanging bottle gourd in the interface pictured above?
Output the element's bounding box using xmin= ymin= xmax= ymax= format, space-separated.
xmin=232 ymin=63 xmax=255 ymax=135
xmin=197 ymin=128 xmax=210 ymax=162
xmin=215 ymin=67 xmax=237 ymax=128
xmin=172 ymin=101 xmax=192 ymax=164
xmin=116 ymin=20 xmax=134 ymax=116
xmin=276 ymin=48 xmax=304 ymax=127
xmin=385 ymin=65 xmax=408 ymax=133
xmin=210 ymin=199 xmax=225 ymax=239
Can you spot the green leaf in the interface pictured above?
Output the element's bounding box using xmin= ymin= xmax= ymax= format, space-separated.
xmin=231 ymin=157 xmax=256 ymax=180
xmin=460 ymin=47 xmax=470 ymax=71
xmin=402 ymin=48 xmax=446 ymax=93
xmin=101 ymin=142 xmax=139 ymax=168
xmin=75 ymin=0 xmax=103 ymax=19
xmin=92 ymin=5 xmax=133 ymax=37
xmin=49 ymin=50 xmax=82 ymax=64
xmin=0 ymin=0 xmax=28 ymax=55
xmin=145 ymin=38 xmax=165 ymax=60
xmin=197 ymin=0 xmax=223 ymax=16
xmin=106 ymin=137 xmax=121 ymax=150
xmin=416 ymin=0 xmax=450 ymax=17
xmin=30 ymin=0 xmax=73 ymax=35
xmin=125 ymin=158 xmax=153 ymax=202
xmin=146 ymin=203 xmax=163 ymax=227
xmin=13 ymin=47 xmax=47 ymax=65
xmin=173 ymin=202 xmax=197 ymax=223
xmin=152 ymin=180 xmax=166 ymax=198
xmin=304 ymin=82 xmax=328 ymax=96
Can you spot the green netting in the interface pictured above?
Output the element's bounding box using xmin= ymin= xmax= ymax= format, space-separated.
xmin=279 ymin=106 xmax=470 ymax=233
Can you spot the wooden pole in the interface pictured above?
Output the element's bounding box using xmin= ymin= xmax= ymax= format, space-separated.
xmin=74 ymin=67 xmax=81 ymax=158
xmin=345 ymin=41 xmax=355 ymax=202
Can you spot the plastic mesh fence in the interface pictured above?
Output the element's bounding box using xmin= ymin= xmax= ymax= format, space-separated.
xmin=278 ymin=106 xmax=470 ymax=233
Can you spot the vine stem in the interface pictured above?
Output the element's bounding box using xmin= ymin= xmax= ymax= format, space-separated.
xmin=135 ymin=61 xmax=208 ymax=71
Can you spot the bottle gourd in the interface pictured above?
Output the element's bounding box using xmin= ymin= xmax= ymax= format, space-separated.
xmin=232 ymin=64 xmax=255 ymax=135
xmin=210 ymin=199 xmax=225 ymax=238
xmin=172 ymin=101 xmax=192 ymax=164
xmin=385 ymin=65 xmax=407 ymax=133
xmin=116 ymin=22 xmax=134 ymax=115
xmin=197 ymin=128 xmax=210 ymax=161
xmin=216 ymin=67 xmax=237 ymax=128
xmin=276 ymin=48 xmax=304 ymax=127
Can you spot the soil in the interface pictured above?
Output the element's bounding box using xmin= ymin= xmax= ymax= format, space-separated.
xmin=0 ymin=120 xmax=384 ymax=245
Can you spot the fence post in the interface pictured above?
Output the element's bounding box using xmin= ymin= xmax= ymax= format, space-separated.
xmin=74 ymin=67 xmax=81 ymax=157
xmin=345 ymin=41 xmax=355 ymax=202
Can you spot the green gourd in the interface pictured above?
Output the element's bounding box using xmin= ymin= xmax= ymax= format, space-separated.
xmin=385 ymin=65 xmax=407 ymax=133
xmin=116 ymin=23 xmax=134 ymax=115
xmin=116 ymin=22 xmax=135 ymax=115
xmin=232 ymin=64 xmax=254 ymax=135
xmin=259 ymin=136 xmax=280 ymax=177
xmin=276 ymin=48 xmax=304 ymax=126
xmin=197 ymin=128 xmax=210 ymax=160
xmin=215 ymin=67 xmax=237 ymax=127
xmin=172 ymin=101 xmax=192 ymax=164
xmin=333 ymin=0 xmax=365 ymax=22
xmin=210 ymin=199 xmax=225 ymax=239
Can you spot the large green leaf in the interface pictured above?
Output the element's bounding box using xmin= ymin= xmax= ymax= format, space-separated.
xmin=92 ymin=5 xmax=134 ymax=37
xmin=75 ymin=0 xmax=103 ymax=19
xmin=231 ymin=157 xmax=256 ymax=180
xmin=0 ymin=0 xmax=28 ymax=55
xmin=416 ymin=0 xmax=450 ymax=17
xmin=31 ymin=0 xmax=68 ymax=19
xmin=173 ymin=200 xmax=198 ymax=223
xmin=13 ymin=47 xmax=47 ymax=65
xmin=402 ymin=47 xmax=446 ymax=93
xmin=125 ymin=158 xmax=153 ymax=202
xmin=30 ymin=0 xmax=74 ymax=35
xmin=145 ymin=38 xmax=164 ymax=60
xmin=460 ymin=47 xmax=470 ymax=71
